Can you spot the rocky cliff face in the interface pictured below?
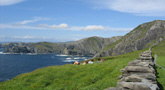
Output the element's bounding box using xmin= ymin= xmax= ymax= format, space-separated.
xmin=61 ymin=36 xmax=122 ymax=55
xmin=3 ymin=20 xmax=164 ymax=57
xmin=3 ymin=36 xmax=122 ymax=56
xmin=94 ymin=20 xmax=165 ymax=57
xmin=3 ymin=42 xmax=64 ymax=54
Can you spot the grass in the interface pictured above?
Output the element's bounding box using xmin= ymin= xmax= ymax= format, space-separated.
xmin=0 ymin=40 xmax=165 ymax=90
xmin=0 ymin=49 xmax=145 ymax=90
xmin=152 ymin=40 xmax=165 ymax=90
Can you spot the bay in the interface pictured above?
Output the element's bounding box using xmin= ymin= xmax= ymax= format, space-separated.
xmin=0 ymin=53 xmax=91 ymax=82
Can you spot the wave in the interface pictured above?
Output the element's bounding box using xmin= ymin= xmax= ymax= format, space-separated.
xmin=0 ymin=52 xmax=10 ymax=54
xmin=66 ymin=58 xmax=72 ymax=60
xmin=63 ymin=60 xmax=76 ymax=62
xmin=26 ymin=53 xmax=37 ymax=55
xmin=56 ymin=54 xmax=69 ymax=56
xmin=66 ymin=57 xmax=87 ymax=60
xmin=74 ymin=57 xmax=83 ymax=59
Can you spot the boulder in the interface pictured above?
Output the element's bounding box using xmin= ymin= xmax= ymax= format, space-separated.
xmin=117 ymin=82 xmax=151 ymax=90
xmin=121 ymin=76 xmax=142 ymax=82
xmin=139 ymin=56 xmax=153 ymax=60
xmin=127 ymin=60 xmax=154 ymax=67
xmin=123 ymin=66 xmax=155 ymax=74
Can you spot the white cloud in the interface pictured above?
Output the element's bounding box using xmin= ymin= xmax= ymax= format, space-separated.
xmin=0 ymin=24 xmax=43 ymax=29
xmin=37 ymin=23 xmax=69 ymax=29
xmin=50 ymin=23 xmax=68 ymax=29
xmin=87 ymin=0 xmax=165 ymax=16
xmin=67 ymin=25 xmax=108 ymax=31
xmin=0 ymin=18 xmax=133 ymax=32
xmin=0 ymin=23 xmax=132 ymax=32
xmin=84 ymin=25 xmax=106 ymax=31
xmin=15 ymin=17 xmax=49 ymax=25
xmin=0 ymin=0 xmax=25 ymax=6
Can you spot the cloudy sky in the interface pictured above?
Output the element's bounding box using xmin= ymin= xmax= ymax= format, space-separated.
xmin=0 ymin=0 xmax=165 ymax=42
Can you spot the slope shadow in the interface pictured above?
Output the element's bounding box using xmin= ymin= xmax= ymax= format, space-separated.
xmin=155 ymin=66 xmax=164 ymax=90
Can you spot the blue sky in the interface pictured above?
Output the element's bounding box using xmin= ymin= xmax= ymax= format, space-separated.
xmin=0 ymin=0 xmax=165 ymax=42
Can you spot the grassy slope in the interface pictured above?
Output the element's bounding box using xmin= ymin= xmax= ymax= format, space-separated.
xmin=0 ymin=50 xmax=146 ymax=90
xmin=0 ymin=40 xmax=164 ymax=90
xmin=152 ymin=40 xmax=165 ymax=90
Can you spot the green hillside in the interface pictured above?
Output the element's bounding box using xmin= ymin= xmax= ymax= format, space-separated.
xmin=0 ymin=41 xmax=165 ymax=90
xmin=94 ymin=20 xmax=165 ymax=57
xmin=152 ymin=40 xmax=165 ymax=90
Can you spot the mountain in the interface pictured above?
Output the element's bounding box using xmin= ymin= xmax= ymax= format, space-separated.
xmin=2 ymin=36 xmax=122 ymax=56
xmin=94 ymin=20 xmax=165 ymax=57
xmin=2 ymin=42 xmax=64 ymax=54
xmin=61 ymin=36 xmax=122 ymax=56
xmin=2 ymin=20 xmax=165 ymax=57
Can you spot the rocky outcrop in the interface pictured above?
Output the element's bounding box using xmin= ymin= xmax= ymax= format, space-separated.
xmin=62 ymin=36 xmax=122 ymax=55
xmin=3 ymin=20 xmax=165 ymax=56
xmin=105 ymin=51 xmax=159 ymax=90
xmin=3 ymin=42 xmax=64 ymax=54
xmin=95 ymin=20 xmax=165 ymax=57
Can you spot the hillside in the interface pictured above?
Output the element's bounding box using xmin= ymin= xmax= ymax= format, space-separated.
xmin=0 ymin=20 xmax=165 ymax=90
xmin=2 ymin=36 xmax=122 ymax=56
xmin=94 ymin=20 xmax=165 ymax=57
xmin=3 ymin=20 xmax=165 ymax=57
xmin=0 ymin=41 xmax=164 ymax=90
xmin=0 ymin=49 xmax=147 ymax=90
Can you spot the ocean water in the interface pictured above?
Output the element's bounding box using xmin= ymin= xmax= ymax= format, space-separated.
xmin=0 ymin=50 xmax=92 ymax=82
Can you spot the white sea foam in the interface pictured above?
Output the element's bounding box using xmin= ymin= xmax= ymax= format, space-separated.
xmin=0 ymin=52 xmax=10 ymax=54
xmin=74 ymin=57 xmax=81 ymax=59
xmin=66 ymin=57 xmax=85 ymax=60
xmin=63 ymin=60 xmax=76 ymax=62
xmin=26 ymin=53 xmax=37 ymax=55
xmin=56 ymin=54 xmax=68 ymax=56
xmin=66 ymin=58 xmax=72 ymax=60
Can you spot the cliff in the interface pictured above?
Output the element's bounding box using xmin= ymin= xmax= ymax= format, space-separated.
xmin=2 ymin=36 xmax=122 ymax=56
xmin=2 ymin=20 xmax=165 ymax=57
xmin=94 ymin=20 xmax=165 ymax=57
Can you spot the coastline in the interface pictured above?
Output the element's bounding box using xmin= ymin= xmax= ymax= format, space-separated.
xmin=0 ymin=53 xmax=92 ymax=82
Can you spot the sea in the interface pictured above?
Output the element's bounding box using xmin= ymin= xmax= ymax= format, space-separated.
xmin=0 ymin=48 xmax=92 ymax=82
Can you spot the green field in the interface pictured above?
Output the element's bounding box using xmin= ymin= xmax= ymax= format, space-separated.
xmin=0 ymin=41 xmax=165 ymax=90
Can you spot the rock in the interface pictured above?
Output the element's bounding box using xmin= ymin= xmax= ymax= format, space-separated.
xmin=127 ymin=60 xmax=154 ymax=67
xmin=104 ymin=87 xmax=125 ymax=90
xmin=117 ymin=82 xmax=151 ymax=90
xmin=122 ymin=66 xmax=155 ymax=74
xmin=139 ymin=56 xmax=153 ymax=60
xmin=3 ymin=36 xmax=122 ymax=55
xmin=122 ymin=76 xmax=142 ymax=82
xmin=107 ymin=51 xmax=159 ymax=90
xmin=139 ymin=54 xmax=152 ymax=57
xmin=95 ymin=20 xmax=165 ymax=57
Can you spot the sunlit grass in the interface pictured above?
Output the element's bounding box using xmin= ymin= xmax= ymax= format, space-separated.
xmin=0 ymin=50 xmax=145 ymax=90
xmin=152 ymin=40 xmax=165 ymax=90
xmin=0 ymin=40 xmax=165 ymax=90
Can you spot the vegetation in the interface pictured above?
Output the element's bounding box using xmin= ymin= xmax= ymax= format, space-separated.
xmin=0 ymin=40 xmax=165 ymax=90
xmin=152 ymin=40 xmax=165 ymax=90
xmin=0 ymin=50 xmax=146 ymax=90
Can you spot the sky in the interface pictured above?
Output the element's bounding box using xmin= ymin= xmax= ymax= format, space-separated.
xmin=0 ymin=0 xmax=165 ymax=42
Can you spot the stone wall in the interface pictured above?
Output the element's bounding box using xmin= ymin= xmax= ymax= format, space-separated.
xmin=105 ymin=51 xmax=159 ymax=90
